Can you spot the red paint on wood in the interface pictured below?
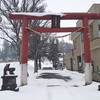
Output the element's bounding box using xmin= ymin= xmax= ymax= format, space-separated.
xmin=9 ymin=13 xmax=100 ymax=20
xmin=29 ymin=27 xmax=83 ymax=33
xmin=82 ymin=17 xmax=91 ymax=63
xmin=20 ymin=17 xmax=28 ymax=64
xmin=9 ymin=12 xmax=98 ymax=64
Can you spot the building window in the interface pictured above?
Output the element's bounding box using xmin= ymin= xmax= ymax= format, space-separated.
xmin=80 ymin=32 xmax=83 ymax=42
xmin=99 ymin=25 xmax=100 ymax=37
xmin=89 ymin=24 xmax=94 ymax=40
xmin=73 ymin=41 xmax=76 ymax=49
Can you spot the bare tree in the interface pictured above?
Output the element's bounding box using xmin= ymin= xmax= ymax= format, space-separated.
xmin=0 ymin=0 xmax=48 ymax=61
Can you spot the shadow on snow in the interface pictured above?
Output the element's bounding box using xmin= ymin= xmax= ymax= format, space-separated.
xmin=36 ymin=72 xmax=72 ymax=82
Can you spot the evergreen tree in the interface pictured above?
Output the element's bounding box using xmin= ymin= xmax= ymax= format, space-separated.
xmin=2 ymin=40 xmax=10 ymax=61
xmin=43 ymin=38 xmax=59 ymax=68
xmin=58 ymin=39 xmax=73 ymax=53
xmin=1 ymin=40 xmax=19 ymax=61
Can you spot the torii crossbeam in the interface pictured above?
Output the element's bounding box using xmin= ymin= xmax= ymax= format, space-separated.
xmin=9 ymin=12 xmax=100 ymax=86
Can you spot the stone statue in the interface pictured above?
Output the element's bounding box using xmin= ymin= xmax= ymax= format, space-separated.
xmin=3 ymin=64 xmax=15 ymax=75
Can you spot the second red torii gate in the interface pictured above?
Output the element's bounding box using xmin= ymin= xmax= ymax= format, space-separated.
xmin=9 ymin=12 xmax=100 ymax=86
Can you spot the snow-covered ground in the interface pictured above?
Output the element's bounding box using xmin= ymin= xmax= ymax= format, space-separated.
xmin=0 ymin=61 xmax=100 ymax=100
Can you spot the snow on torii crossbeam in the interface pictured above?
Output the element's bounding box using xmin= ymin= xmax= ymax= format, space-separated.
xmin=9 ymin=12 xmax=100 ymax=19
xmin=9 ymin=12 xmax=100 ymax=86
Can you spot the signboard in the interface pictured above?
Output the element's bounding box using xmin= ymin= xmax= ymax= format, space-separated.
xmin=52 ymin=15 xmax=60 ymax=28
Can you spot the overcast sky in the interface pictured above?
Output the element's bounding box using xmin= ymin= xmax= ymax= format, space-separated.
xmin=44 ymin=0 xmax=100 ymax=42
xmin=45 ymin=0 xmax=100 ymax=12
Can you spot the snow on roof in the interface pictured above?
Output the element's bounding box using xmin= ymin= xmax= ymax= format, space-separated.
xmin=11 ymin=12 xmax=65 ymax=17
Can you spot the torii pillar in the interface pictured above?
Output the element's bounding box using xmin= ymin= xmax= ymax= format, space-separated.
xmin=83 ymin=17 xmax=92 ymax=85
xmin=20 ymin=17 xmax=28 ymax=86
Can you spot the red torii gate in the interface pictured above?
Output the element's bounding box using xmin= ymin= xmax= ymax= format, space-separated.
xmin=9 ymin=12 xmax=100 ymax=86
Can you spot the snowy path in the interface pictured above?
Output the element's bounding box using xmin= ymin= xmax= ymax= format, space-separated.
xmin=31 ymin=70 xmax=84 ymax=100
xmin=30 ymin=69 xmax=100 ymax=100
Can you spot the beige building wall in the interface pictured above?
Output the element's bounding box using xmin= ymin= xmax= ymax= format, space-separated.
xmin=89 ymin=4 xmax=100 ymax=81
xmin=65 ymin=4 xmax=100 ymax=81
xmin=72 ymin=35 xmax=84 ymax=71
xmin=64 ymin=50 xmax=73 ymax=70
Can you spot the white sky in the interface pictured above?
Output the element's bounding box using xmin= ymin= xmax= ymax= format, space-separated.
xmin=45 ymin=0 xmax=100 ymax=42
xmin=45 ymin=0 xmax=100 ymax=12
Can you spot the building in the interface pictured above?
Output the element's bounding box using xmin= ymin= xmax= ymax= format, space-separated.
xmin=65 ymin=4 xmax=100 ymax=81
